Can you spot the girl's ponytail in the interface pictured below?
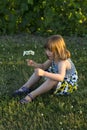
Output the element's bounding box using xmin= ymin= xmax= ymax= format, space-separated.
xmin=66 ymin=49 xmax=71 ymax=59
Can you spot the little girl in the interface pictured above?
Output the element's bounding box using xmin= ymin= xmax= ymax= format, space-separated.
xmin=13 ymin=35 xmax=78 ymax=104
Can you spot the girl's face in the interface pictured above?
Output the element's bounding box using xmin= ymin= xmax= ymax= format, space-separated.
xmin=45 ymin=49 xmax=53 ymax=60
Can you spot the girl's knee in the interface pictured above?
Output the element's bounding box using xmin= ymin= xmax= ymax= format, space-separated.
xmin=47 ymin=78 xmax=58 ymax=85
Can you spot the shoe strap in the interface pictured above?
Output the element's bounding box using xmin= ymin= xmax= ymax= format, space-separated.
xmin=27 ymin=93 xmax=34 ymax=101
xmin=21 ymin=86 xmax=28 ymax=91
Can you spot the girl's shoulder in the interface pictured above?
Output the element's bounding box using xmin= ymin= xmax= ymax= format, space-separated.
xmin=57 ymin=60 xmax=67 ymax=67
xmin=58 ymin=59 xmax=71 ymax=69
xmin=58 ymin=59 xmax=67 ymax=64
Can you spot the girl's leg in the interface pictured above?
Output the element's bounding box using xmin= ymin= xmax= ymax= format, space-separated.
xmin=22 ymin=72 xmax=41 ymax=88
xmin=23 ymin=79 xmax=58 ymax=101
xmin=19 ymin=72 xmax=41 ymax=90
xmin=13 ymin=72 xmax=41 ymax=95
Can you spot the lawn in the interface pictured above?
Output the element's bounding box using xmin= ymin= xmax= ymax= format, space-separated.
xmin=0 ymin=34 xmax=87 ymax=130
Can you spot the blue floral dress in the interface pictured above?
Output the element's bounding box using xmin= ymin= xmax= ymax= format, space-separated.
xmin=48 ymin=58 xmax=78 ymax=95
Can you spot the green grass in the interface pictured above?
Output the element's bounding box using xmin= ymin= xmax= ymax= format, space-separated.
xmin=0 ymin=34 xmax=87 ymax=130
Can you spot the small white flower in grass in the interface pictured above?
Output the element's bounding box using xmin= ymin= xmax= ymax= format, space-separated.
xmin=79 ymin=110 xmax=83 ymax=114
xmin=23 ymin=50 xmax=35 ymax=56
xmin=3 ymin=48 xmax=5 ymax=51
xmin=71 ymin=105 xmax=73 ymax=108
xmin=41 ymin=113 xmax=44 ymax=116
xmin=60 ymin=122 xmax=62 ymax=125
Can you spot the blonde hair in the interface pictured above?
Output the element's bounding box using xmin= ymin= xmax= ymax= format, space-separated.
xmin=44 ymin=35 xmax=71 ymax=60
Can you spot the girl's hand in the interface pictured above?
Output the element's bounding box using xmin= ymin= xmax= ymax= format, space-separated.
xmin=26 ymin=59 xmax=36 ymax=67
xmin=35 ymin=68 xmax=45 ymax=76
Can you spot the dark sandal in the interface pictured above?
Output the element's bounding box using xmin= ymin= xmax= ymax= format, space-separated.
xmin=20 ymin=94 xmax=34 ymax=104
xmin=13 ymin=86 xmax=31 ymax=96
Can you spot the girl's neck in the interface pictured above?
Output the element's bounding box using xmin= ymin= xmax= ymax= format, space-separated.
xmin=54 ymin=58 xmax=66 ymax=64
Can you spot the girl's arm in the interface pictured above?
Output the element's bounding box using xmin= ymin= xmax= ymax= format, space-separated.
xmin=35 ymin=61 xmax=66 ymax=82
xmin=42 ymin=59 xmax=52 ymax=70
xmin=26 ymin=59 xmax=52 ymax=70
